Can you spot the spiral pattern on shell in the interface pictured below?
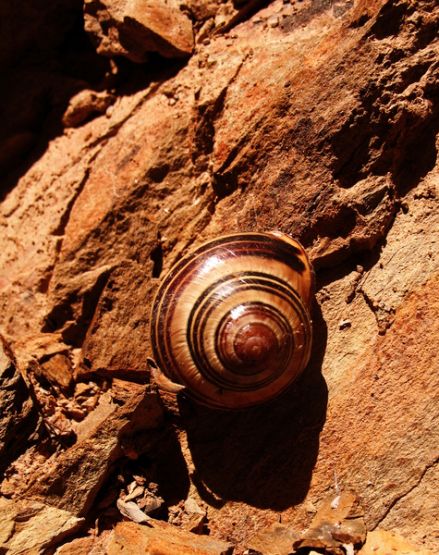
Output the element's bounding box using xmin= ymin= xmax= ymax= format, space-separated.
xmin=150 ymin=231 xmax=314 ymax=409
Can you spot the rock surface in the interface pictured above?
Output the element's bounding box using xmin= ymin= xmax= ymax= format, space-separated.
xmin=24 ymin=382 xmax=163 ymax=515
xmin=107 ymin=520 xmax=234 ymax=554
xmin=357 ymin=529 xmax=434 ymax=555
xmin=293 ymin=491 xmax=366 ymax=554
xmin=246 ymin=523 xmax=300 ymax=555
xmin=84 ymin=0 xmax=194 ymax=61
xmin=0 ymin=0 xmax=438 ymax=553
xmin=0 ymin=496 xmax=84 ymax=554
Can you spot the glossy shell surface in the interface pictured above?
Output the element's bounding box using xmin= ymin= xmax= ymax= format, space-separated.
xmin=150 ymin=232 xmax=314 ymax=409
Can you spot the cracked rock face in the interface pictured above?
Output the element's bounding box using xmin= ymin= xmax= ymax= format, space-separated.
xmin=0 ymin=0 xmax=438 ymax=553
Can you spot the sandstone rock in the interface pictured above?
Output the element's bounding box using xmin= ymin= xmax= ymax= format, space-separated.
xmin=293 ymin=491 xmax=366 ymax=554
xmin=0 ymin=0 xmax=438 ymax=552
xmin=39 ymin=353 xmax=74 ymax=390
xmin=63 ymin=90 xmax=115 ymax=128
xmin=84 ymin=0 xmax=194 ymax=62
xmin=106 ymin=520 xmax=234 ymax=554
xmin=358 ymin=529 xmax=434 ymax=555
xmin=168 ymin=497 xmax=207 ymax=533
xmin=0 ymin=496 xmax=84 ymax=554
xmin=378 ymin=460 xmax=439 ymax=550
xmin=55 ymin=534 xmax=108 ymax=554
xmin=26 ymin=383 xmax=163 ymax=515
xmin=246 ymin=523 xmax=300 ymax=555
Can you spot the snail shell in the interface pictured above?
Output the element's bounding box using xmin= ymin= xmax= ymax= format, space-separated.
xmin=150 ymin=231 xmax=313 ymax=410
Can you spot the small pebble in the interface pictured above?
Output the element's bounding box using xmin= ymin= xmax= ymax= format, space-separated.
xmin=339 ymin=319 xmax=352 ymax=330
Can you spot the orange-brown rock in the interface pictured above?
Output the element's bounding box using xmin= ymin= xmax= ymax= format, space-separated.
xmin=0 ymin=497 xmax=84 ymax=554
xmin=84 ymin=0 xmax=194 ymax=62
xmin=54 ymin=534 xmax=107 ymax=555
xmin=246 ymin=522 xmax=300 ymax=555
xmin=63 ymin=90 xmax=116 ymax=128
xmin=107 ymin=520 xmax=234 ymax=555
xmin=293 ymin=491 xmax=366 ymax=553
xmin=358 ymin=529 xmax=434 ymax=555
xmin=0 ymin=0 xmax=438 ymax=553
xmin=18 ymin=383 xmax=163 ymax=516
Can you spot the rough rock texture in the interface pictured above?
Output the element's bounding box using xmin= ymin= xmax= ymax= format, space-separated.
xmin=0 ymin=496 xmax=84 ymax=554
xmin=357 ymin=529 xmax=434 ymax=555
xmin=293 ymin=491 xmax=366 ymax=553
xmin=107 ymin=520 xmax=234 ymax=554
xmin=54 ymin=533 xmax=111 ymax=554
xmin=3 ymin=382 xmax=164 ymax=515
xmin=84 ymin=0 xmax=194 ymax=61
xmin=0 ymin=0 xmax=438 ymax=553
xmin=247 ymin=523 xmax=300 ymax=555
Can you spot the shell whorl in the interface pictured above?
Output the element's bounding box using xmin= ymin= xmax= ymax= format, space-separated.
xmin=150 ymin=232 xmax=313 ymax=409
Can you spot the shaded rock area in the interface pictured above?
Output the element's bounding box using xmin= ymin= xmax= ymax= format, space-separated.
xmin=0 ymin=337 xmax=38 ymax=476
xmin=0 ymin=0 xmax=438 ymax=553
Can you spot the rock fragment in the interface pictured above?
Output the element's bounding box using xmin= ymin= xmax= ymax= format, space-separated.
xmin=357 ymin=529 xmax=434 ymax=555
xmin=107 ymin=520 xmax=234 ymax=555
xmin=117 ymin=476 xmax=164 ymax=523
xmin=55 ymin=533 xmax=110 ymax=554
xmin=293 ymin=491 xmax=366 ymax=554
xmin=246 ymin=522 xmax=300 ymax=555
xmin=0 ymin=497 xmax=84 ymax=554
xmin=62 ymin=89 xmax=115 ymax=128
xmin=39 ymin=352 xmax=74 ymax=390
xmin=84 ymin=0 xmax=194 ymax=62
xmin=168 ymin=497 xmax=207 ymax=533
xmin=26 ymin=382 xmax=163 ymax=516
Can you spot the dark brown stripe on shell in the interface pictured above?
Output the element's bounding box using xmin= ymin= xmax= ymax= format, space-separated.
xmin=152 ymin=234 xmax=307 ymax=312
xmin=186 ymin=272 xmax=308 ymax=391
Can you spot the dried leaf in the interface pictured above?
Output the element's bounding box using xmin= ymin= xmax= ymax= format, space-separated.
xmin=116 ymin=499 xmax=151 ymax=524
